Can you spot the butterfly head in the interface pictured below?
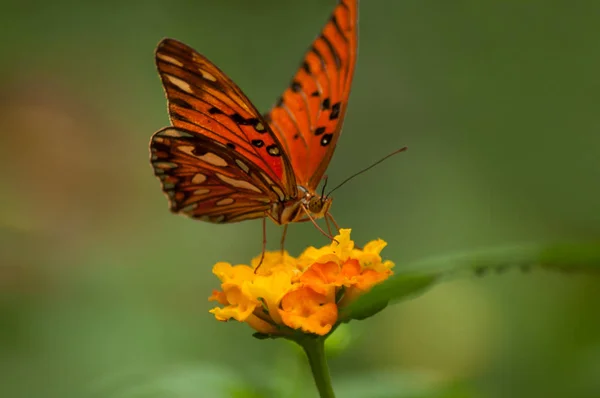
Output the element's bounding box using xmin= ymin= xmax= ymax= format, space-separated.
xmin=306 ymin=194 xmax=332 ymax=219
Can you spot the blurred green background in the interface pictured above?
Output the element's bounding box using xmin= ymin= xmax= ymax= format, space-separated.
xmin=1 ymin=0 xmax=599 ymax=397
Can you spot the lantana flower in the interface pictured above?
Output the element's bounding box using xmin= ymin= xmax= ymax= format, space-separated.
xmin=209 ymin=229 xmax=394 ymax=336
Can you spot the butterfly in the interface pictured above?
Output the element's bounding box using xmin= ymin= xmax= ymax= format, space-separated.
xmin=150 ymin=0 xmax=358 ymax=240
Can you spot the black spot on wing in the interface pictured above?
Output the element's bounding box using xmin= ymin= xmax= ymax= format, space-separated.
xmin=192 ymin=145 xmax=209 ymax=156
xmin=302 ymin=61 xmax=311 ymax=74
xmin=320 ymin=133 xmax=333 ymax=146
xmin=310 ymin=45 xmax=327 ymax=72
xmin=171 ymin=113 xmax=193 ymax=124
xmin=170 ymin=97 xmax=193 ymax=109
xmin=330 ymin=15 xmax=347 ymax=42
xmin=151 ymin=141 xmax=171 ymax=154
xmin=320 ymin=33 xmax=341 ymax=69
xmin=230 ymin=113 xmax=259 ymax=126
xmin=330 ymin=102 xmax=341 ymax=120
xmin=291 ymin=81 xmax=302 ymax=92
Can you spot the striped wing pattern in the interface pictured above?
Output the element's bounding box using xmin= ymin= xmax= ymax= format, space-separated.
xmin=150 ymin=39 xmax=297 ymax=222
xmin=264 ymin=0 xmax=358 ymax=190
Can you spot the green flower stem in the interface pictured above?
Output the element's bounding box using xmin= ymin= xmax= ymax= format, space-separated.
xmin=299 ymin=336 xmax=335 ymax=398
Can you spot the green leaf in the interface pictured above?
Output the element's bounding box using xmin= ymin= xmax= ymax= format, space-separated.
xmin=404 ymin=241 xmax=600 ymax=278
xmin=538 ymin=242 xmax=600 ymax=272
xmin=340 ymin=241 xmax=600 ymax=322
xmin=340 ymin=273 xmax=437 ymax=321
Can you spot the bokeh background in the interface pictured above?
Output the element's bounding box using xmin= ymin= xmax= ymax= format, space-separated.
xmin=1 ymin=0 xmax=600 ymax=397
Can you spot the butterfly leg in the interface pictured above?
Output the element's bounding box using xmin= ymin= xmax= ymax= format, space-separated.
xmin=325 ymin=213 xmax=334 ymax=237
xmin=280 ymin=224 xmax=288 ymax=255
xmin=300 ymin=204 xmax=339 ymax=244
xmin=254 ymin=217 xmax=268 ymax=273
xmin=326 ymin=213 xmax=342 ymax=234
xmin=326 ymin=212 xmax=362 ymax=249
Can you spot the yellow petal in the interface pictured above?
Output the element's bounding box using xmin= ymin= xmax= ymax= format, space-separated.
xmin=249 ymin=269 xmax=295 ymax=325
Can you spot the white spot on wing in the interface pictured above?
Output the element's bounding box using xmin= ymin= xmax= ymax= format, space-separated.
xmin=197 ymin=214 xmax=225 ymax=223
xmin=198 ymin=215 xmax=225 ymax=223
xmin=216 ymin=173 xmax=262 ymax=193
xmin=191 ymin=173 xmax=207 ymax=184
xmin=154 ymin=161 xmax=178 ymax=169
xmin=193 ymin=188 xmax=210 ymax=195
xmin=271 ymin=185 xmax=285 ymax=201
xmin=199 ymin=69 xmax=217 ymax=82
xmin=260 ymin=172 xmax=274 ymax=185
xmin=199 ymin=152 xmax=227 ymax=167
xmin=178 ymin=146 xmax=227 ymax=167
xmin=159 ymin=128 xmax=193 ymax=138
xmin=157 ymin=53 xmax=184 ymax=67
xmin=267 ymin=146 xmax=281 ymax=156
xmin=216 ymin=198 xmax=235 ymax=206
xmin=180 ymin=203 xmax=198 ymax=213
xmin=235 ymin=159 xmax=250 ymax=173
xmin=165 ymin=74 xmax=193 ymax=94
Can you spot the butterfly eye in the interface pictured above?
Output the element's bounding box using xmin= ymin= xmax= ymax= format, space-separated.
xmin=307 ymin=197 xmax=324 ymax=214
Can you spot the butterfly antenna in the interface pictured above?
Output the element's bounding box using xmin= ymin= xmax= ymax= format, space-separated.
xmin=326 ymin=147 xmax=408 ymax=197
xmin=320 ymin=175 xmax=329 ymax=200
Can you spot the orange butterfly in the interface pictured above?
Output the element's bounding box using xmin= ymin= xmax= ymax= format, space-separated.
xmin=150 ymin=0 xmax=358 ymax=241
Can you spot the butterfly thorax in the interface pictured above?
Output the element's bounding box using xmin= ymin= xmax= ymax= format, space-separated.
xmin=268 ymin=186 xmax=332 ymax=225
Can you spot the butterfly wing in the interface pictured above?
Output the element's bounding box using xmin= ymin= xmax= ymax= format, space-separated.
xmin=151 ymin=127 xmax=281 ymax=223
xmin=264 ymin=0 xmax=358 ymax=190
xmin=151 ymin=39 xmax=297 ymax=222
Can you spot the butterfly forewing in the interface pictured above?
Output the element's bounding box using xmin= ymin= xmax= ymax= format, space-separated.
xmin=155 ymin=39 xmax=297 ymax=201
xmin=264 ymin=0 xmax=358 ymax=190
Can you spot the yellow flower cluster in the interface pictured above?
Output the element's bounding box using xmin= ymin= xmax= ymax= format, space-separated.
xmin=209 ymin=229 xmax=394 ymax=336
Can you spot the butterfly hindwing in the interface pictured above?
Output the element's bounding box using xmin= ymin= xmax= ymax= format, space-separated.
xmin=155 ymin=39 xmax=297 ymax=201
xmin=264 ymin=0 xmax=358 ymax=190
xmin=151 ymin=127 xmax=282 ymax=223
